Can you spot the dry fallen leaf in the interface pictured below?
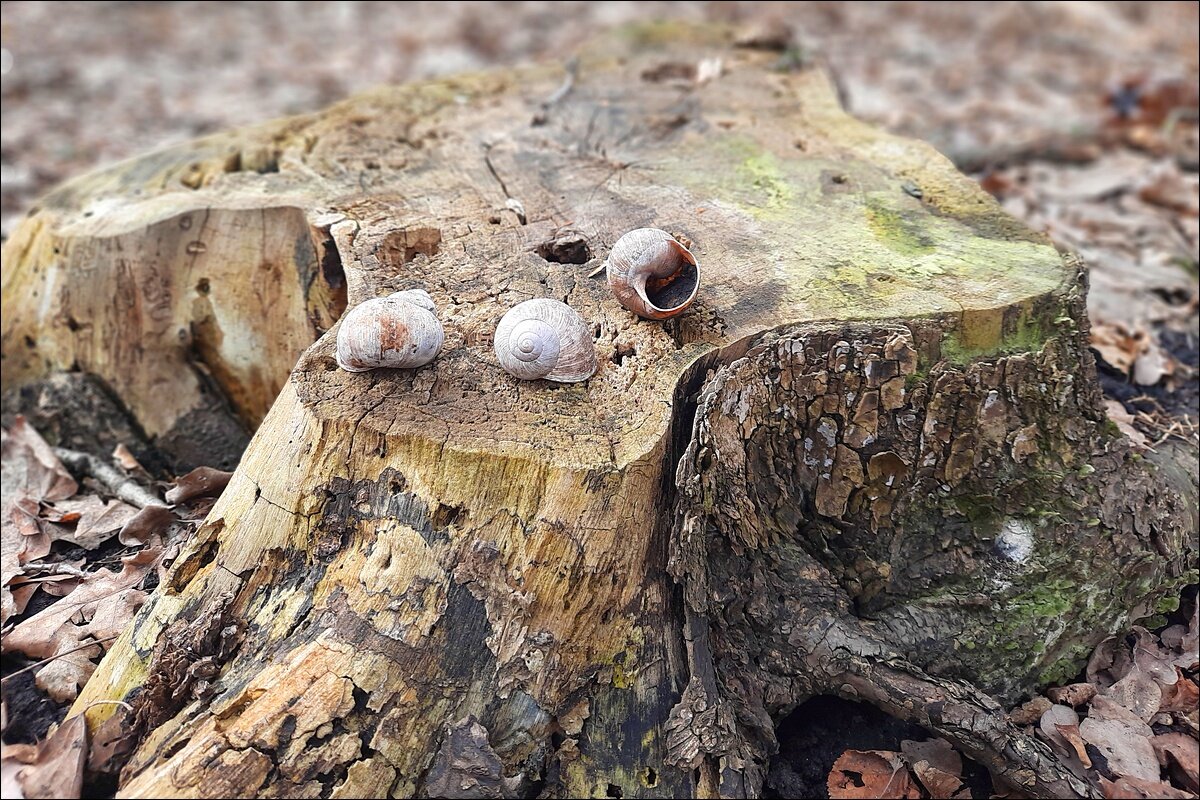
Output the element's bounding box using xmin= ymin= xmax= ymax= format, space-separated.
xmin=1 ymin=498 xmax=52 ymax=623
xmin=1 ymin=417 xmax=78 ymax=504
xmin=1039 ymin=704 xmax=1091 ymax=768
xmin=5 ymin=714 xmax=87 ymax=800
xmin=1080 ymin=696 xmax=1159 ymax=782
xmin=1139 ymin=168 xmax=1200 ymax=216
xmin=165 ymin=466 xmax=233 ymax=505
xmin=117 ymin=503 xmax=176 ymax=547
xmin=1152 ymin=732 xmax=1200 ymax=795
xmin=1159 ymin=671 xmax=1200 ymax=713
xmin=1105 ymin=666 xmax=1163 ymax=722
xmin=1091 ymin=322 xmax=1175 ymax=385
xmin=1130 ymin=627 xmax=1179 ymax=686
xmin=899 ymin=738 xmax=962 ymax=777
xmin=111 ymin=443 xmax=144 ymax=473
xmin=911 ymin=762 xmax=965 ymax=800
xmin=828 ymin=750 xmax=920 ymax=799
xmin=2 ymin=548 xmax=160 ymax=700
xmin=39 ymin=496 xmax=139 ymax=549
xmin=1047 ymin=683 xmax=1097 ymax=707
xmin=1100 ymin=775 xmax=1195 ymax=799
xmin=1 ymin=418 xmax=79 ymax=623
xmin=1088 ymin=637 xmax=1136 ymax=690
xmin=1159 ymin=604 xmax=1199 ymax=671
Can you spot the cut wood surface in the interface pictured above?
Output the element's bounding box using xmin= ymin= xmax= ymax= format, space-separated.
xmin=1 ymin=22 xmax=1195 ymax=800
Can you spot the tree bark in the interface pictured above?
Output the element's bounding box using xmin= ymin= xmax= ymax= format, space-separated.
xmin=2 ymin=22 xmax=1195 ymax=800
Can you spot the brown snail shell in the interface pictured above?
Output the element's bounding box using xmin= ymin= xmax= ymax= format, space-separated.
xmin=605 ymin=228 xmax=700 ymax=320
xmin=494 ymin=299 xmax=597 ymax=383
xmin=336 ymin=289 xmax=444 ymax=372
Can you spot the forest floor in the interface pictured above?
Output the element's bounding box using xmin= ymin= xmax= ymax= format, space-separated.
xmin=2 ymin=2 xmax=1197 ymax=798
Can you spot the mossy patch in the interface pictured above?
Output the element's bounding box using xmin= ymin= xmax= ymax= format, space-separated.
xmin=864 ymin=197 xmax=936 ymax=258
xmin=940 ymin=307 xmax=1051 ymax=365
xmin=741 ymin=152 xmax=795 ymax=212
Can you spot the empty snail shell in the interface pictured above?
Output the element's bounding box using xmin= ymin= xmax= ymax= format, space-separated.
xmin=336 ymin=289 xmax=444 ymax=372
xmin=605 ymin=228 xmax=700 ymax=320
xmin=494 ymin=299 xmax=597 ymax=383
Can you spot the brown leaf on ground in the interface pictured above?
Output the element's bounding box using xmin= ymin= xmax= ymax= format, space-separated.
xmin=1105 ymin=666 xmax=1164 ymax=722
xmin=2 ymin=548 xmax=160 ymax=700
xmin=117 ymin=503 xmax=176 ymax=547
xmin=1039 ymin=704 xmax=1090 ymax=768
xmin=1 ymin=742 xmax=37 ymax=797
xmin=1 ymin=497 xmax=52 ymax=623
xmin=1159 ymin=671 xmax=1199 ymax=713
xmin=86 ymin=705 xmax=134 ymax=775
xmin=164 ymin=466 xmax=233 ymax=505
xmin=1152 ymin=733 xmax=1200 ymax=794
xmin=1106 ymin=75 xmax=1200 ymax=128
xmin=39 ymin=496 xmax=139 ymax=549
xmin=1 ymin=417 xmax=79 ymax=623
xmin=1088 ymin=637 xmax=1136 ymax=690
xmin=1 ymin=417 xmax=78 ymax=504
xmin=5 ymin=572 xmax=81 ymax=618
xmin=111 ymin=443 xmax=144 ymax=473
xmin=1159 ymin=604 xmax=1199 ymax=671
xmin=899 ymin=738 xmax=962 ymax=777
xmin=911 ymin=761 xmax=965 ymax=800
xmin=1138 ymin=168 xmax=1200 ymax=216
xmin=6 ymin=714 xmax=87 ymax=800
xmin=1100 ymin=775 xmax=1195 ymax=799
xmin=3 ymin=548 xmax=160 ymax=658
xmin=1080 ymin=696 xmax=1159 ymax=782
xmin=1130 ymin=627 xmax=1180 ymax=686
xmin=1090 ymin=322 xmax=1174 ymax=385
xmin=34 ymin=638 xmax=102 ymax=703
xmin=828 ymin=750 xmax=920 ymax=799
xmin=1047 ymin=683 xmax=1097 ymax=707
xmin=6 ymin=579 xmax=40 ymax=619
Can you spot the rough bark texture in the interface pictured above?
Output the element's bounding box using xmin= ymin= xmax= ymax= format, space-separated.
xmin=1 ymin=22 xmax=1195 ymax=800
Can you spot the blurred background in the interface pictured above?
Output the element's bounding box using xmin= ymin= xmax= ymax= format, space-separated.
xmin=5 ymin=0 xmax=1194 ymax=430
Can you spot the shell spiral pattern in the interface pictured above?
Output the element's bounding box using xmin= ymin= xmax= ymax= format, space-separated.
xmin=494 ymin=299 xmax=597 ymax=383
xmin=336 ymin=289 xmax=444 ymax=372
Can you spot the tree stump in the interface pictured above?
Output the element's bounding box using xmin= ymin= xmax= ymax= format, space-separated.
xmin=2 ymin=23 xmax=1195 ymax=800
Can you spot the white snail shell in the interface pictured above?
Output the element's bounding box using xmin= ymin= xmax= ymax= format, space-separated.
xmin=605 ymin=228 xmax=700 ymax=320
xmin=494 ymin=299 xmax=597 ymax=383
xmin=336 ymin=289 xmax=444 ymax=372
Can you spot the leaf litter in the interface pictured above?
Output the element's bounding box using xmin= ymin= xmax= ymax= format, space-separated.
xmin=1 ymin=413 xmax=229 ymax=795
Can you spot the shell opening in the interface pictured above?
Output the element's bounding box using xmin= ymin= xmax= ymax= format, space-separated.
xmin=641 ymin=250 xmax=699 ymax=314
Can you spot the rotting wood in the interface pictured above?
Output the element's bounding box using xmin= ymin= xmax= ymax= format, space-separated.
xmin=1 ymin=21 xmax=1195 ymax=800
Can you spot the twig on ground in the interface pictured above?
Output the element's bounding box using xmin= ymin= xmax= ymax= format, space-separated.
xmin=53 ymin=447 xmax=166 ymax=510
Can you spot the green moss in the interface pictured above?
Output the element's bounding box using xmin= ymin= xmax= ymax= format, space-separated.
xmin=1156 ymin=594 xmax=1182 ymax=614
xmin=940 ymin=312 xmax=1049 ymax=365
xmin=1008 ymin=578 xmax=1075 ymax=619
xmin=1038 ymin=644 xmax=1092 ymax=686
xmin=741 ymin=152 xmax=795 ymax=212
xmin=864 ymin=198 xmax=936 ymax=258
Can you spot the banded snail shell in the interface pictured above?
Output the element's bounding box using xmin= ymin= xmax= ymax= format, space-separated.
xmin=494 ymin=299 xmax=597 ymax=383
xmin=336 ymin=289 xmax=444 ymax=372
xmin=605 ymin=228 xmax=700 ymax=320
